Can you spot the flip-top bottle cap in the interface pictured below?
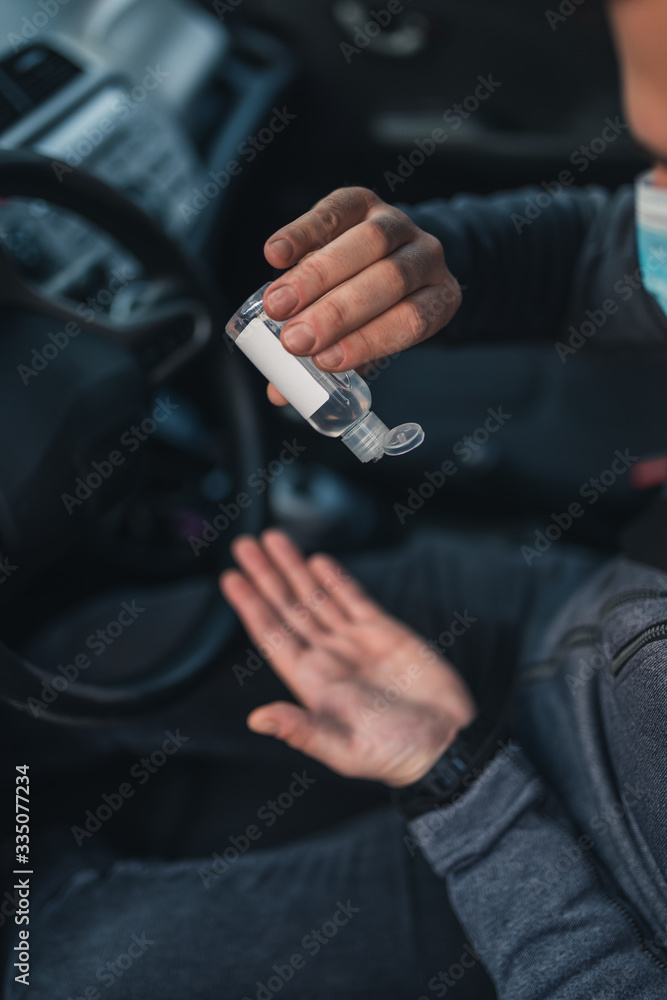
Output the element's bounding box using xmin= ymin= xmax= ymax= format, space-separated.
xmin=383 ymin=421 xmax=425 ymax=455
xmin=342 ymin=412 xmax=425 ymax=463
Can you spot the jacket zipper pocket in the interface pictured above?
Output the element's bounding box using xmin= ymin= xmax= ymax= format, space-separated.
xmin=600 ymin=589 xmax=667 ymax=619
xmin=520 ymin=625 xmax=598 ymax=684
xmin=610 ymin=620 xmax=667 ymax=678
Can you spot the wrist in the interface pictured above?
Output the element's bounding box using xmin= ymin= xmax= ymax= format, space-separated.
xmin=392 ymin=709 xmax=513 ymax=820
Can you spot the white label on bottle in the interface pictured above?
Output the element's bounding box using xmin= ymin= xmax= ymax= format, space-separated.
xmin=235 ymin=317 xmax=328 ymax=419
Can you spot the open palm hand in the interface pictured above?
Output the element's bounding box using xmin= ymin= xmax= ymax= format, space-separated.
xmin=220 ymin=531 xmax=476 ymax=787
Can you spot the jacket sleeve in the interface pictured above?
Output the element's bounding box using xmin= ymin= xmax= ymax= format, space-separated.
xmin=399 ymin=186 xmax=610 ymax=345
xmin=408 ymin=743 xmax=667 ymax=999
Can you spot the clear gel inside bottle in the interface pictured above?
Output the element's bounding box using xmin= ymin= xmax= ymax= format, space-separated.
xmin=226 ymin=283 xmax=424 ymax=463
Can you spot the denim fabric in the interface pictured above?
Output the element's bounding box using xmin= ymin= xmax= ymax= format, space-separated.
xmin=4 ymin=809 xmax=495 ymax=1000
xmin=411 ymin=553 xmax=667 ymax=999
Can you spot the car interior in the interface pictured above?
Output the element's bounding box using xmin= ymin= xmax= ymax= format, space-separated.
xmin=1 ymin=0 xmax=666 ymax=985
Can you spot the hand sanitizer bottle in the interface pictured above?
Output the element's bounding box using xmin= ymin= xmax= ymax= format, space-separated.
xmin=226 ymin=283 xmax=424 ymax=463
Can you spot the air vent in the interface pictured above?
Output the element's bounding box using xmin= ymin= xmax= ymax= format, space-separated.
xmin=0 ymin=46 xmax=80 ymax=135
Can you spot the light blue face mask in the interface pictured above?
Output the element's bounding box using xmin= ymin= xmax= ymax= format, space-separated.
xmin=635 ymin=170 xmax=667 ymax=318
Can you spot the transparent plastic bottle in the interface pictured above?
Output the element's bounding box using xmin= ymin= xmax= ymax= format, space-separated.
xmin=226 ymin=283 xmax=424 ymax=463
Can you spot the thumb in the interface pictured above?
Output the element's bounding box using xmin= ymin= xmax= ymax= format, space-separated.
xmin=267 ymin=383 xmax=289 ymax=407
xmin=247 ymin=702 xmax=352 ymax=772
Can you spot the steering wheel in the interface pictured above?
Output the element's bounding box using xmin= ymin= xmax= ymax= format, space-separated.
xmin=0 ymin=149 xmax=263 ymax=724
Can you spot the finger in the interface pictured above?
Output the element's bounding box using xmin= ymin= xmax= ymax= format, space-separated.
xmin=277 ymin=237 xmax=445 ymax=360
xmin=247 ymin=702 xmax=359 ymax=776
xmin=263 ymin=208 xmax=414 ymax=322
xmin=230 ymin=535 xmax=326 ymax=642
xmin=267 ymin=383 xmax=289 ymax=406
xmin=220 ymin=569 xmax=305 ymax=668
xmin=264 ymin=186 xmax=377 ymax=270
xmin=261 ymin=530 xmax=349 ymax=630
xmin=312 ymin=282 xmax=461 ymax=372
xmin=222 ymin=570 xmax=354 ymax=704
xmin=308 ymin=554 xmax=384 ymax=623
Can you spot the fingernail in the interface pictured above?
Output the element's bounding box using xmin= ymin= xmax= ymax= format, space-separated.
xmin=268 ymin=238 xmax=292 ymax=262
xmin=266 ymin=284 xmax=298 ymax=315
xmin=283 ymin=323 xmax=316 ymax=354
xmin=314 ymin=344 xmax=344 ymax=369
